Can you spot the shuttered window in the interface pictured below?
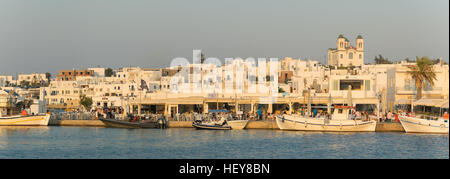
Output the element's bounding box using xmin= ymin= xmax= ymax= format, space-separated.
xmin=365 ymin=80 xmax=371 ymax=91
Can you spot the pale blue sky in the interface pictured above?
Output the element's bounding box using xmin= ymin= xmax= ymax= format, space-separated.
xmin=0 ymin=0 xmax=448 ymax=75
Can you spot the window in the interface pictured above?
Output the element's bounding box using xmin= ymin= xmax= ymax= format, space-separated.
xmin=332 ymin=80 xmax=339 ymax=90
xmin=349 ymin=52 xmax=353 ymax=59
xmin=365 ymin=80 xmax=371 ymax=91
xmin=359 ymin=54 xmax=362 ymax=59
xmin=340 ymin=54 xmax=343 ymax=59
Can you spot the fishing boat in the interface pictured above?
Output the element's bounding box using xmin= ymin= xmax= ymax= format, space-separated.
xmin=0 ymin=114 xmax=51 ymax=126
xmin=276 ymin=86 xmax=376 ymax=132
xmin=276 ymin=105 xmax=377 ymax=132
xmin=0 ymin=89 xmax=51 ymax=126
xmin=99 ymin=117 xmax=168 ymax=129
xmin=399 ymin=115 xmax=448 ymax=134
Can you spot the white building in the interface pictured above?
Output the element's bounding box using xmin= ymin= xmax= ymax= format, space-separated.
xmin=0 ymin=75 xmax=14 ymax=86
xmin=88 ymin=67 xmax=106 ymax=77
xmin=18 ymin=73 xmax=48 ymax=85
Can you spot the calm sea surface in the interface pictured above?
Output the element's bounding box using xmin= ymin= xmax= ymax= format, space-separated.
xmin=0 ymin=126 xmax=448 ymax=159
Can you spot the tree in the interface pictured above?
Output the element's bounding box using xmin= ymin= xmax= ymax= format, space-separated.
xmin=407 ymin=56 xmax=437 ymax=100
xmin=404 ymin=58 xmax=415 ymax=63
xmin=20 ymin=80 xmax=30 ymax=87
xmin=200 ymin=52 xmax=205 ymax=64
xmin=80 ymin=95 xmax=93 ymax=111
xmin=105 ymin=68 xmax=114 ymax=77
xmin=45 ymin=72 xmax=51 ymax=83
xmin=374 ymin=54 xmax=393 ymax=64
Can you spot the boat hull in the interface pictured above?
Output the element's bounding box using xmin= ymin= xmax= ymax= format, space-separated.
xmin=0 ymin=114 xmax=51 ymax=126
xmin=99 ymin=118 xmax=167 ymax=129
xmin=192 ymin=123 xmax=232 ymax=130
xmin=399 ymin=116 xmax=449 ymax=134
xmin=227 ymin=120 xmax=249 ymax=129
xmin=276 ymin=115 xmax=376 ymax=132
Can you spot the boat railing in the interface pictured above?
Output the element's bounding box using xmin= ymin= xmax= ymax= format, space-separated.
xmin=412 ymin=114 xmax=442 ymax=121
xmin=168 ymin=113 xmax=248 ymax=121
xmin=50 ymin=112 xmax=94 ymax=120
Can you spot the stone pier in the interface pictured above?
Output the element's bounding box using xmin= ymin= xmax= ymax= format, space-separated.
xmin=48 ymin=120 xmax=405 ymax=132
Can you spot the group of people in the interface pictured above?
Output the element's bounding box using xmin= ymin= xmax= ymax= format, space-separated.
xmin=93 ymin=107 xmax=123 ymax=120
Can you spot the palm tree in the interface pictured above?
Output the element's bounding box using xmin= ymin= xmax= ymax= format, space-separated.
xmin=407 ymin=56 xmax=437 ymax=100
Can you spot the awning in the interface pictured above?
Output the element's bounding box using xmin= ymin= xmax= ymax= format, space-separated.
xmin=440 ymin=101 xmax=449 ymax=109
xmin=395 ymin=98 xmax=412 ymax=105
xmin=413 ymin=99 xmax=445 ymax=107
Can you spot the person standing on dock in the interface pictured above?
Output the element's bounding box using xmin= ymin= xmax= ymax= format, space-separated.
xmin=387 ymin=111 xmax=393 ymax=122
xmin=257 ymin=109 xmax=262 ymax=120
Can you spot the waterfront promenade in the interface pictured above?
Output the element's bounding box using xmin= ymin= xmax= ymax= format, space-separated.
xmin=48 ymin=119 xmax=405 ymax=132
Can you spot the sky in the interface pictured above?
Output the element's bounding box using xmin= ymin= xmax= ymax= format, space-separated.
xmin=0 ymin=0 xmax=448 ymax=76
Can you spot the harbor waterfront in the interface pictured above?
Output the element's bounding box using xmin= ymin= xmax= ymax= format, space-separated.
xmin=0 ymin=126 xmax=447 ymax=159
xmin=47 ymin=119 xmax=405 ymax=132
xmin=0 ymin=0 xmax=448 ymax=162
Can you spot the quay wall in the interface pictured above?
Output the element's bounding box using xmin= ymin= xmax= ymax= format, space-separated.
xmin=375 ymin=122 xmax=405 ymax=132
xmin=48 ymin=119 xmax=105 ymax=127
xmin=49 ymin=119 xmax=405 ymax=132
xmin=245 ymin=120 xmax=279 ymax=129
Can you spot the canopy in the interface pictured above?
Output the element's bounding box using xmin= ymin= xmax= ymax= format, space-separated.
xmin=395 ymin=98 xmax=412 ymax=105
xmin=413 ymin=98 xmax=445 ymax=108
xmin=208 ymin=109 xmax=230 ymax=113
xmin=440 ymin=101 xmax=449 ymax=109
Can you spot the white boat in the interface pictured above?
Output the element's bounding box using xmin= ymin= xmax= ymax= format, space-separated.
xmin=0 ymin=114 xmax=51 ymax=126
xmin=1 ymin=88 xmax=51 ymax=126
xmin=276 ymin=106 xmax=377 ymax=132
xmin=399 ymin=115 xmax=449 ymax=134
xmin=227 ymin=120 xmax=249 ymax=129
xmin=201 ymin=119 xmax=249 ymax=130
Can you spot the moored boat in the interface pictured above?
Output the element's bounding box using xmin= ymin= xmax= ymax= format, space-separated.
xmin=276 ymin=105 xmax=377 ymax=132
xmin=0 ymin=114 xmax=51 ymax=126
xmin=227 ymin=120 xmax=249 ymax=129
xmin=399 ymin=115 xmax=448 ymax=134
xmin=1 ymin=89 xmax=51 ymax=126
xmin=192 ymin=122 xmax=232 ymax=130
xmin=99 ymin=117 xmax=168 ymax=129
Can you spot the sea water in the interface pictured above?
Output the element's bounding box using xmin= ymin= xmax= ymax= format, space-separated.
xmin=0 ymin=126 xmax=448 ymax=159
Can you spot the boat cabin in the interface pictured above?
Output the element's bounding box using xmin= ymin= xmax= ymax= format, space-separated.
xmin=0 ymin=90 xmax=19 ymax=117
xmin=332 ymin=105 xmax=354 ymax=120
